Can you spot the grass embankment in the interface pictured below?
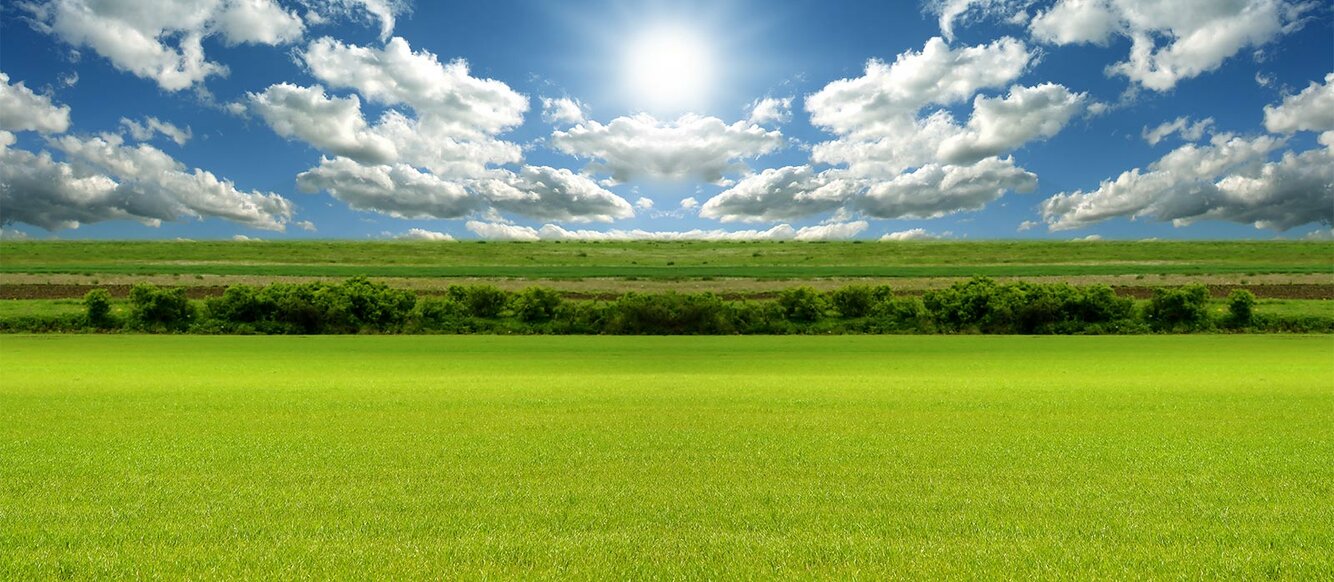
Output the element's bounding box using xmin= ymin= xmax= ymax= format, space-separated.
xmin=3 ymin=240 xmax=1330 ymax=279
xmin=2 ymin=335 xmax=1330 ymax=578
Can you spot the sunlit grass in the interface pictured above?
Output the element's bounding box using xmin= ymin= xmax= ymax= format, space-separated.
xmin=2 ymin=335 xmax=1331 ymax=578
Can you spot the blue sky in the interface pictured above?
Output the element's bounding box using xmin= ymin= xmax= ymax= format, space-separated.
xmin=1 ymin=0 xmax=1330 ymax=241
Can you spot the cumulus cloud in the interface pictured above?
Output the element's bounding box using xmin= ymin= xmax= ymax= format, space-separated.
xmin=881 ymin=228 xmax=952 ymax=241
xmin=927 ymin=0 xmax=1030 ymax=41
xmin=398 ymin=227 xmax=454 ymax=241
xmin=806 ymin=37 xmax=1032 ymax=138
xmin=245 ymin=83 xmax=397 ymax=164
xmin=295 ymin=219 xmax=317 ymax=232
xmin=296 ymin=156 xmax=476 ymax=219
xmin=1029 ymin=0 xmax=1311 ymax=91
xmin=634 ymin=197 xmax=654 ymax=210
xmin=937 ymin=83 xmax=1087 ymax=164
xmin=2 ymin=133 xmax=293 ymax=231
xmin=858 ymin=157 xmax=1038 ymax=219
xmin=119 ymin=116 xmax=192 ymax=146
xmin=747 ymin=97 xmax=793 ymax=125
xmin=260 ymin=38 xmax=621 ymax=224
xmin=702 ymin=38 xmax=1064 ymax=224
xmin=300 ymin=0 xmax=406 ymax=40
xmin=1040 ymin=133 xmax=1333 ymax=231
xmin=1263 ymin=73 xmax=1334 ymax=141
xmin=0 ymin=72 xmax=71 ymax=134
xmin=464 ymin=220 xmax=868 ymax=241
xmin=541 ymin=97 xmax=585 ymax=125
xmin=303 ymin=36 xmax=528 ymax=135
xmin=472 ymin=166 xmax=634 ymax=223
xmin=1142 ymin=116 xmax=1215 ymax=146
xmin=22 ymin=0 xmax=304 ymax=90
xmin=679 ymin=197 xmax=699 ymax=210
xmin=700 ymin=166 xmax=858 ymax=223
xmin=551 ymin=113 xmax=783 ymax=184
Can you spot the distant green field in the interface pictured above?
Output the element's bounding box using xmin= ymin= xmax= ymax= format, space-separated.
xmin=3 ymin=335 xmax=1330 ymax=578
xmin=2 ymin=240 xmax=1330 ymax=278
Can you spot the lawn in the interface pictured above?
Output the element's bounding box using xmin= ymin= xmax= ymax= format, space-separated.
xmin=2 ymin=335 xmax=1331 ymax=578
xmin=3 ymin=240 xmax=1330 ymax=279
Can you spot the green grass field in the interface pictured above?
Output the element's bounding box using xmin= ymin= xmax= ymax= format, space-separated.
xmin=3 ymin=240 xmax=1331 ymax=279
xmin=2 ymin=335 xmax=1330 ymax=578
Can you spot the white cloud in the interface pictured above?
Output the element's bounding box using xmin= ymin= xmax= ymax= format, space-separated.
xmin=634 ymin=197 xmax=654 ymax=210
xmin=303 ymin=36 xmax=528 ymax=135
xmin=22 ymin=0 xmax=304 ymax=91
xmin=794 ymin=220 xmax=869 ymax=241
xmin=1073 ymin=234 xmax=1104 ymax=241
xmin=1029 ymin=0 xmax=1120 ymax=45
xmin=858 ymin=157 xmax=1037 ymax=219
xmin=1029 ymin=0 xmax=1311 ymax=91
xmin=679 ymin=197 xmax=699 ymax=210
xmin=245 ymin=83 xmax=397 ymax=164
xmin=296 ymin=156 xmax=476 ymax=219
xmin=747 ymin=97 xmax=793 ymax=125
xmin=937 ymin=83 xmax=1087 ymax=164
xmin=881 ymin=228 xmax=953 ymax=241
xmin=700 ymin=166 xmax=858 ymax=223
xmin=119 ymin=116 xmax=192 ymax=146
xmin=2 ymin=133 xmax=293 ymax=231
xmin=702 ymin=38 xmax=1064 ymax=224
xmin=1142 ymin=116 xmax=1215 ymax=145
xmin=928 ymin=0 xmax=1030 ymax=41
xmin=399 ymin=227 xmax=454 ymax=241
xmin=0 ymin=72 xmax=71 ymax=134
xmin=551 ymin=113 xmax=783 ymax=184
xmin=300 ymin=0 xmax=406 ymax=40
xmin=806 ymin=37 xmax=1032 ymax=138
xmin=264 ymin=38 xmax=638 ymax=223
xmin=232 ymin=234 xmax=262 ymax=241
xmin=464 ymin=221 xmax=869 ymax=241
xmin=1041 ymin=133 xmax=1333 ymax=231
xmin=541 ymin=97 xmax=585 ymax=125
xmin=295 ymin=220 xmax=317 ymax=232
xmin=1017 ymin=219 xmax=1039 ymax=231
xmin=1263 ymin=73 xmax=1334 ymax=142
xmin=473 ymin=166 xmax=634 ymax=223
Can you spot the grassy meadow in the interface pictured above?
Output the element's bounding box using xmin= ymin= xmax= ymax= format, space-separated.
xmin=2 ymin=335 xmax=1331 ymax=578
xmin=2 ymin=240 xmax=1330 ymax=279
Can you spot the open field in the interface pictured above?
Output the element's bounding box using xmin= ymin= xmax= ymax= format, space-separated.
xmin=3 ymin=240 xmax=1331 ymax=280
xmin=2 ymin=335 xmax=1331 ymax=578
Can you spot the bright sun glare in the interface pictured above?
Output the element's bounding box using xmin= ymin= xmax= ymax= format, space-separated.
xmin=624 ymin=26 xmax=713 ymax=113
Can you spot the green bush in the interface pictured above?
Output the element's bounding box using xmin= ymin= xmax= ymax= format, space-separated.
xmin=512 ymin=287 xmax=563 ymax=323
xmin=606 ymin=292 xmax=733 ymax=334
xmin=1227 ymin=289 xmax=1257 ymax=328
xmin=84 ymin=288 xmax=114 ymax=328
xmin=1144 ymin=285 xmax=1211 ymax=331
xmin=777 ymin=287 xmax=827 ymax=322
xmin=924 ymin=278 xmax=1135 ymax=334
xmin=128 ymin=284 xmax=194 ymax=331
xmin=449 ymin=285 xmax=509 ymax=318
xmin=829 ymin=285 xmax=891 ymax=318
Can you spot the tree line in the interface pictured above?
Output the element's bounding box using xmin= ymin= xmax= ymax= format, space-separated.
xmin=6 ymin=276 xmax=1314 ymax=335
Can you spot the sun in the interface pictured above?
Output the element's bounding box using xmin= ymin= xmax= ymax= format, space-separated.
xmin=623 ymin=26 xmax=713 ymax=113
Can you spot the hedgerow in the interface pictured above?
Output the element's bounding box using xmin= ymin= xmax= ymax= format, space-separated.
xmin=0 ymin=276 xmax=1322 ymax=335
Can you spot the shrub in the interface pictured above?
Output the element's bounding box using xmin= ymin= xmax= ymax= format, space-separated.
xmin=871 ymin=296 xmax=931 ymax=332
xmin=128 ymin=284 xmax=194 ymax=331
xmin=606 ymin=292 xmax=733 ymax=334
xmin=1144 ymin=285 xmax=1210 ymax=331
xmin=84 ymin=288 xmax=114 ymax=328
xmin=829 ymin=285 xmax=890 ymax=318
xmin=512 ymin=287 xmax=563 ymax=323
xmin=1227 ymin=289 xmax=1257 ymax=328
xmin=777 ymin=287 xmax=827 ymax=322
xmin=451 ymin=285 xmax=509 ymax=318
